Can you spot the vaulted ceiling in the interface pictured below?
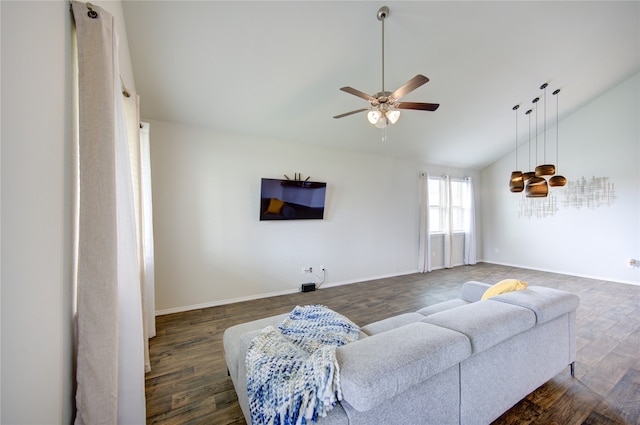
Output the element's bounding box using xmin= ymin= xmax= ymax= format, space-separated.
xmin=122 ymin=1 xmax=639 ymax=170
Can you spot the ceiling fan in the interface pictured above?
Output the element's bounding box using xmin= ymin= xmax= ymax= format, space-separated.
xmin=333 ymin=6 xmax=440 ymax=129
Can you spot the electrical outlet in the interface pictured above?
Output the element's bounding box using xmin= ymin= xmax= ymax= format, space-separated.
xmin=302 ymin=266 xmax=312 ymax=274
xmin=320 ymin=265 xmax=325 ymax=271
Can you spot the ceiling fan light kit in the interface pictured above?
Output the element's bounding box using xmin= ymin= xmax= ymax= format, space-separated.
xmin=367 ymin=106 xmax=401 ymax=128
xmin=511 ymin=84 xmax=567 ymax=197
xmin=333 ymin=6 xmax=439 ymax=134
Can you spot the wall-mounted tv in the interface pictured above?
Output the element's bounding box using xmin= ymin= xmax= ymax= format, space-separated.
xmin=260 ymin=178 xmax=327 ymax=221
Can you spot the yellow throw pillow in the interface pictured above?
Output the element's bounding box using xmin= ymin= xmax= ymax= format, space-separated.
xmin=481 ymin=279 xmax=528 ymax=300
xmin=265 ymin=198 xmax=285 ymax=214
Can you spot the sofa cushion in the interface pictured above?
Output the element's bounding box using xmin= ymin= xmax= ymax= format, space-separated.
xmin=460 ymin=281 xmax=492 ymax=302
xmin=361 ymin=312 xmax=425 ymax=335
xmin=417 ymin=299 xmax=469 ymax=316
xmin=481 ymin=279 xmax=528 ymax=300
xmin=421 ymin=300 xmax=536 ymax=354
xmin=337 ymin=322 xmax=471 ymax=412
xmin=489 ymin=286 xmax=580 ymax=324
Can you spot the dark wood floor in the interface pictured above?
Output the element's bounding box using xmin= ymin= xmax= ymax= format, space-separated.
xmin=145 ymin=263 xmax=640 ymax=425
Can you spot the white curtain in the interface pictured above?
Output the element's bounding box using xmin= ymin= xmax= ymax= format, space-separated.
xmin=418 ymin=173 xmax=432 ymax=272
xmin=140 ymin=122 xmax=157 ymax=344
xmin=464 ymin=177 xmax=477 ymax=265
xmin=443 ymin=175 xmax=454 ymax=269
xmin=72 ymin=2 xmax=149 ymax=423
xmin=123 ymin=97 xmax=156 ymax=372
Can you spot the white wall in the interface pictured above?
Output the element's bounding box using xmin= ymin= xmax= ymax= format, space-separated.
xmin=1 ymin=1 xmax=136 ymax=422
xmin=482 ymin=73 xmax=640 ymax=285
xmin=149 ymin=120 xmax=480 ymax=313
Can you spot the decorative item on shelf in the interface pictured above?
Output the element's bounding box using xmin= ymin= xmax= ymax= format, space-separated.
xmin=509 ymin=104 xmax=524 ymax=192
xmin=283 ymin=173 xmax=314 ymax=186
xmin=549 ymin=89 xmax=567 ymax=187
xmin=525 ymin=96 xmax=548 ymax=197
xmin=284 ymin=172 xmax=311 ymax=182
xmin=535 ymin=83 xmax=556 ymax=177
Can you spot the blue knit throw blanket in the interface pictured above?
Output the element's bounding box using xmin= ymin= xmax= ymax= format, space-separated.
xmin=246 ymin=305 xmax=360 ymax=425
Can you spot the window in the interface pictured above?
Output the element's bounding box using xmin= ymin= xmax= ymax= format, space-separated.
xmin=450 ymin=179 xmax=466 ymax=232
xmin=428 ymin=177 xmax=468 ymax=233
xmin=428 ymin=178 xmax=444 ymax=232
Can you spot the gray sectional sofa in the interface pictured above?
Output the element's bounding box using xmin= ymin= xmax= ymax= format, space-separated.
xmin=223 ymin=281 xmax=580 ymax=425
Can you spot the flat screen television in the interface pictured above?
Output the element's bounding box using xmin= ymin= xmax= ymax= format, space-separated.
xmin=259 ymin=178 xmax=327 ymax=220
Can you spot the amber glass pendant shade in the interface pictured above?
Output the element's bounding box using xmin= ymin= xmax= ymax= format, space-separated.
xmin=523 ymin=171 xmax=535 ymax=182
xmin=527 ymin=176 xmax=546 ymax=186
xmin=535 ymin=164 xmax=556 ymax=177
xmin=549 ymin=175 xmax=567 ymax=187
xmin=509 ymin=171 xmax=524 ymax=192
xmin=525 ymin=177 xmax=548 ymax=197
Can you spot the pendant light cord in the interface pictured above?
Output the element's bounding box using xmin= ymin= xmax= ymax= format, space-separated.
xmin=513 ymin=105 xmax=520 ymax=169
xmin=554 ymin=89 xmax=561 ymax=170
xmin=526 ymin=109 xmax=532 ymax=171
xmin=533 ymin=97 xmax=539 ymax=165
xmin=541 ymin=83 xmax=548 ymax=162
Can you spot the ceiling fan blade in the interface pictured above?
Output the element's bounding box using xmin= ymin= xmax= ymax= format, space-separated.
xmin=340 ymin=87 xmax=377 ymax=102
xmin=389 ymin=75 xmax=430 ymax=101
xmin=396 ymin=102 xmax=440 ymax=111
xmin=333 ymin=108 xmax=369 ymax=119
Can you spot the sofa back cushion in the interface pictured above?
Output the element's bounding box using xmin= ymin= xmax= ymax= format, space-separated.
xmin=489 ymin=286 xmax=580 ymax=324
xmin=460 ymin=281 xmax=492 ymax=302
xmin=361 ymin=312 xmax=426 ymax=336
xmin=421 ymin=300 xmax=536 ymax=354
xmin=337 ymin=322 xmax=471 ymax=412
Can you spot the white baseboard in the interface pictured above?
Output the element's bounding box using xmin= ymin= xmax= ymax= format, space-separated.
xmin=155 ymin=269 xmax=418 ymax=316
xmin=156 ymin=261 xmax=637 ymax=316
xmin=483 ymin=260 xmax=640 ymax=286
xmin=317 ymin=269 xmax=417 ymax=290
xmin=155 ymin=287 xmax=300 ymax=316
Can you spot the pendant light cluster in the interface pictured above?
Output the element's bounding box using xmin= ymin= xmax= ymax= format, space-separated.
xmin=509 ymin=83 xmax=566 ymax=197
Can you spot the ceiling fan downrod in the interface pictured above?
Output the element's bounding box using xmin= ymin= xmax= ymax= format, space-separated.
xmin=378 ymin=6 xmax=389 ymax=94
xmin=332 ymin=4 xmax=439 ymax=126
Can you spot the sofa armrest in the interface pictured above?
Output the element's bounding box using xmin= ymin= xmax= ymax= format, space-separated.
xmin=223 ymin=313 xmax=289 ymax=382
xmin=336 ymin=322 xmax=471 ymax=412
xmin=460 ymin=281 xmax=492 ymax=302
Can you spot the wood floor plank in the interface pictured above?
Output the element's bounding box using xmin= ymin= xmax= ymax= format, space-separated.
xmin=581 ymin=410 xmax=628 ymax=425
xmin=145 ymin=263 xmax=640 ymax=424
xmin=528 ymin=381 xmax=602 ymax=425
xmin=526 ymin=372 xmax=574 ymax=410
xmin=593 ymin=368 xmax=640 ymax=425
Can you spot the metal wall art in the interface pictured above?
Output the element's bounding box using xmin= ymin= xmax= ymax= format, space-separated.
xmin=563 ymin=176 xmax=616 ymax=209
